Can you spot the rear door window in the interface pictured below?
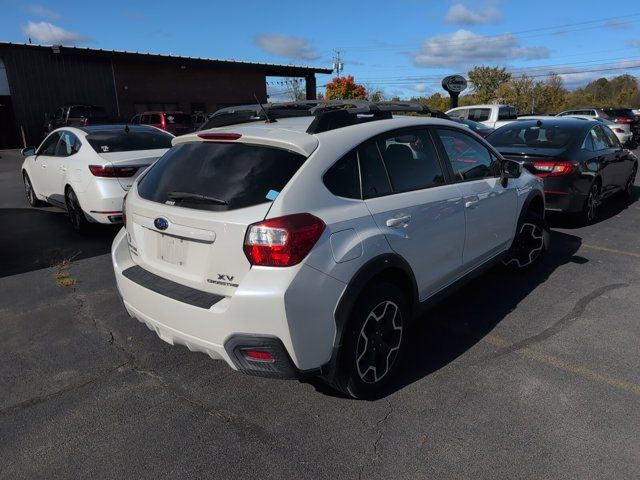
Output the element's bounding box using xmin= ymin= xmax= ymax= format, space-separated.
xmin=469 ymin=108 xmax=491 ymax=122
xmin=137 ymin=142 xmax=307 ymax=211
xmin=358 ymin=141 xmax=392 ymax=198
xmin=590 ymin=126 xmax=610 ymax=150
xmin=150 ymin=114 xmax=162 ymax=124
xmin=55 ymin=131 xmax=80 ymax=156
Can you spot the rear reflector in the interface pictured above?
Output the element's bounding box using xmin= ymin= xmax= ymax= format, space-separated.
xmin=532 ymin=161 xmax=578 ymax=178
xmin=615 ymin=118 xmax=631 ymax=124
xmin=244 ymin=213 xmax=325 ymax=267
xmin=611 ymin=128 xmax=624 ymax=133
xmin=244 ymin=350 xmax=274 ymax=362
xmin=89 ymin=165 xmax=139 ymax=178
xmin=197 ymin=132 xmax=242 ymax=141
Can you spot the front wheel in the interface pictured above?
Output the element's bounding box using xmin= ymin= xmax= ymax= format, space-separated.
xmin=23 ymin=173 xmax=45 ymax=207
xmin=332 ymin=283 xmax=409 ymax=399
xmin=65 ymin=188 xmax=90 ymax=233
xmin=503 ymin=211 xmax=548 ymax=270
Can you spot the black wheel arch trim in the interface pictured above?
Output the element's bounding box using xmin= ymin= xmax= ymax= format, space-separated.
xmin=321 ymin=253 xmax=418 ymax=383
xmin=510 ymin=189 xmax=544 ymax=246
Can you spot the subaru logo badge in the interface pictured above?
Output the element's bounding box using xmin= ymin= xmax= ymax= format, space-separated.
xmin=154 ymin=217 xmax=169 ymax=230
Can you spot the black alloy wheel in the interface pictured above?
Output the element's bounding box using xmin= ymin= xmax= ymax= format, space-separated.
xmin=65 ymin=188 xmax=89 ymax=233
xmin=23 ymin=173 xmax=45 ymax=207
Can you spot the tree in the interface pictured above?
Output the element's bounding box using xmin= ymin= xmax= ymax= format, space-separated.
xmin=325 ymin=76 xmax=368 ymax=100
xmin=284 ymin=78 xmax=306 ymax=102
xmin=467 ymin=66 xmax=512 ymax=103
xmin=495 ymin=74 xmax=537 ymax=113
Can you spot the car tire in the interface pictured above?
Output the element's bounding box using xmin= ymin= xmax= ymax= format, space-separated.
xmin=580 ymin=181 xmax=600 ymax=225
xmin=332 ymin=282 xmax=409 ymax=400
xmin=23 ymin=173 xmax=46 ymax=207
xmin=622 ymin=164 xmax=637 ymax=200
xmin=502 ymin=210 xmax=548 ymax=270
xmin=65 ymin=188 xmax=90 ymax=233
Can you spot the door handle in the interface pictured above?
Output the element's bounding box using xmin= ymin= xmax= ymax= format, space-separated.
xmin=386 ymin=215 xmax=412 ymax=228
xmin=59 ymin=165 xmax=67 ymax=172
xmin=464 ymin=196 xmax=480 ymax=208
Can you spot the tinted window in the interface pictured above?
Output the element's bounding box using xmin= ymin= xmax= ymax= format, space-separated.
xmin=488 ymin=123 xmax=575 ymax=149
xmin=498 ymin=108 xmax=510 ymax=120
xmin=448 ymin=108 xmax=469 ymax=120
xmin=603 ymin=108 xmax=634 ymax=119
xmin=582 ymin=131 xmax=595 ymax=151
xmin=131 ymin=115 xmax=140 ymax=125
xmin=86 ymin=129 xmax=173 ymax=153
xmin=55 ymin=131 xmax=80 ymax=157
xmin=358 ymin=141 xmax=392 ymax=198
xmin=590 ymin=126 xmax=610 ymax=150
xmin=469 ymin=108 xmax=491 ymax=122
xmin=378 ymin=129 xmax=444 ymax=192
xmin=54 ymin=108 xmax=64 ymax=120
xmin=69 ymin=106 xmax=107 ymax=118
xmin=323 ymin=150 xmax=360 ymax=199
xmin=601 ymin=125 xmax=621 ymax=148
xmin=150 ymin=114 xmax=162 ymax=124
xmin=38 ymin=132 xmax=61 ymax=155
xmin=140 ymin=115 xmax=149 ymax=124
xmin=436 ymin=128 xmax=499 ymax=181
xmin=137 ymin=142 xmax=306 ymax=211
xmin=165 ymin=113 xmax=192 ymax=124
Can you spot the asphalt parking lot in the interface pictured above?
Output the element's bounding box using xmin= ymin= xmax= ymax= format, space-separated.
xmin=1 ymin=147 xmax=640 ymax=479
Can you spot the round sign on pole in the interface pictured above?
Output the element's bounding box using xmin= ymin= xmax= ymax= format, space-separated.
xmin=442 ymin=75 xmax=468 ymax=94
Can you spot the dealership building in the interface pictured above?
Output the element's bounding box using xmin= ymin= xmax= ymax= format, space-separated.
xmin=0 ymin=42 xmax=332 ymax=148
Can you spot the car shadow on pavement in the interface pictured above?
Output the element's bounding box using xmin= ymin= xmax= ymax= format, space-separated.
xmin=310 ymin=229 xmax=585 ymax=400
xmin=0 ymin=207 xmax=120 ymax=278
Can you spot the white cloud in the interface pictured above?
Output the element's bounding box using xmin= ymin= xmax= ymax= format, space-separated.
xmin=412 ymin=29 xmax=550 ymax=68
xmin=28 ymin=5 xmax=60 ymax=20
xmin=445 ymin=3 xmax=502 ymax=25
xmin=254 ymin=33 xmax=319 ymax=61
xmin=22 ymin=21 xmax=92 ymax=44
xmin=556 ymin=60 xmax=640 ymax=88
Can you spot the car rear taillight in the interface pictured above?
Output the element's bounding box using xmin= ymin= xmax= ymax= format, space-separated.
xmin=122 ymin=192 xmax=128 ymax=230
xmin=615 ymin=118 xmax=631 ymax=124
xmin=243 ymin=213 xmax=325 ymax=267
xmin=532 ymin=161 xmax=579 ymax=178
xmin=612 ymin=127 xmax=624 ymax=133
xmin=89 ymin=165 xmax=139 ymax=177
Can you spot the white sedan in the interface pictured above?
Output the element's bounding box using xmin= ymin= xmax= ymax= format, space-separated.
xmin=21 ymin=125 xmax=172 ymax=232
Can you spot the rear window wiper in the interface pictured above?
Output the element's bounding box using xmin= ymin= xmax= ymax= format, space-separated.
xmin=166 ymin=191 xmax=228 ymax=205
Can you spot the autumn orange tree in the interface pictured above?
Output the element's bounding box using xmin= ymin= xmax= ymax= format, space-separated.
xmin=325 ymin=76 xmax=368 ymax=100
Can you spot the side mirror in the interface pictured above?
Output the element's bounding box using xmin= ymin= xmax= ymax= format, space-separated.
xmin=501 ymin=159 xmax=522 ymax=186
xmin=21 ymin=146 xmax=36 ymax=157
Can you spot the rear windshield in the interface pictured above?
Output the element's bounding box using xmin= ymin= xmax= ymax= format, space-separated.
xmin=70 ymin=106 xmax=107 ymax=118
xmin=165 ymin=113 xmax=192 ymax=124
xmin=137 ymin=142 xmax=307 ymax=211
xmin=488 ymin=123 xmax=577 ymax=149
xmin=86 ymin=129 xmax=173 ymax=153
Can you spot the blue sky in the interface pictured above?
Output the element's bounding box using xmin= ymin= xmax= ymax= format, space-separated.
xmin=2 ymin=0 xmax=640 ymax=99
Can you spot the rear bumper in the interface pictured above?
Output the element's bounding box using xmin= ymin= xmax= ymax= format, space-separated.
xmin=112 ymin=229 xmax=345 ymax=374
xmin=78 ymin=178 xmax=127 ymax=224
xmin=542 ymin=175 xmax=590 ymax=213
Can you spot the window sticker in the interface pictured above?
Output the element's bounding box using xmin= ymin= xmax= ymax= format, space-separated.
xmin=265 ymin=189 xmax=279 ymax=201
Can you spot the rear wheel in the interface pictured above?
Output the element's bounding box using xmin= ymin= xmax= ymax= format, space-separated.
xmin=581 ymin=181 xmax=600 ymax=225
xmin=623 ymin=164 xmax=637 ymax=200
xmin=65 ymin=188 xmax=89 ymax=233
xmin=23 ymin=173 xmax=45 ymax=207
xmin=332 ymin=283 xmax=409 ymax=399
xmin=503 ymin=210 xmax=548 ymax=270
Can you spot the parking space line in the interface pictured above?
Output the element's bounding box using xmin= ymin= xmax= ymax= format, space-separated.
xmin=482 ymin=334 xmax=640 ymax=397
xmin=582 ymin=243 xmax=640 ymax=258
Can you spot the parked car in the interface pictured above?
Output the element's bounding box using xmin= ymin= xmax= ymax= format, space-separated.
xmin=556 ymin=107 xmax=640 ymax=142
xmin=568 ymin=115 xmax=634 ymax=147
xmin=131 ymin=111 xmax=194 ymax=136
xmin=487 ymin=118 xmax=638 ymax=224
xmin=451 ymin=118 xmax=494 ymax=137
xmin=113 ymin=101 xmax=547 ymax=398
xmin=44 ymin=105 xmax=114 ymax=134
xmin=21 ymin=125 xmax=173 ymax=231
xmin=445 ymin=104 xmax=518 ymax=129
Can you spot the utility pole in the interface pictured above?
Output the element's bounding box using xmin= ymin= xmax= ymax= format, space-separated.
xmin=332 ymin=50 xmax=344 ymax=78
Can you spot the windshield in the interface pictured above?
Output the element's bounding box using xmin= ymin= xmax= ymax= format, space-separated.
xmin=137 ymin=142 xmax=307 ymax=211
xmin=86 ymin=129 xmax=173 ymax=153
xmin=489 ymin=123 xmax=577 ymax=149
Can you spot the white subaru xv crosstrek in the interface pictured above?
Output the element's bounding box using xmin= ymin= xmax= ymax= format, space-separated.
xmin=112 ymin=102 xmax=547 ymax=398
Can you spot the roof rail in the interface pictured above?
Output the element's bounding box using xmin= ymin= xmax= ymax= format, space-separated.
xmin=201 ymin=100 xmax=442 ymax=133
